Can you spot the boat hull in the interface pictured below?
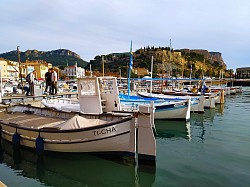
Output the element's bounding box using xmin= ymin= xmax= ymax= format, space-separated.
xmin=121 ymin=100 xmax=190 ymax=120
xmin=0 ymin=105 xmax=135 ymax=155
xmin=154 ymin=102 xmax=190 ymax=120
xmin=137 ymin=92 xmax=204 ymax=113
xmin=1 ymin=120 xmax=132 ymax=153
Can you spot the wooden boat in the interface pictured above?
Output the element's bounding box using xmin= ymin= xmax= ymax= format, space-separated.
xmin=0 ymin=77 xmax=156 ymax=162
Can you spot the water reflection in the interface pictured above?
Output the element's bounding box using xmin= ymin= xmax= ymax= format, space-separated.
xmin=154 ymin=104 xmax=225 ymax=143
xmin=155 ymin=120 xmax=191 ymax=140
xmin=190 ymin=104 xmax=224 ymax=142
xmin=0 ymin=140 xmax=155 ymax=187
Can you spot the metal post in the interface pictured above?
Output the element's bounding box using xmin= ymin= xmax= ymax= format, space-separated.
xmin=150 ymin=56 xmax=153 ymax=95
xmin=102 ymin=56 xmax=105 ymax=77
xmin=17 ymin=46 xmax=24 ymax=94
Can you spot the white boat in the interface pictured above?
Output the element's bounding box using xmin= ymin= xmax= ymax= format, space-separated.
xmin=235 ymin=86 xmax=243 ymax=93
xmin=1 ymin=81 xmax=22 ymax=96
xmin=157 ymin=90 xmax=218 ymax=109
xmin=41 ymin=97 xmax=80 ymax=112
xmin=0 ymin=77 xmax=157 ymax=162
xmin=229 ymin=87 xmax=237 ymax=95
xmin=229 ymin=86 xmax=243 ymax=94
xmin=42 ymin=76 xmax=123 ymax=114
xmin=137 ymin=92 xmax=205 ymax=113
xmin=210 ymin=88 xmax=225 ymax=104
xmin=203 ymin=94 xmax=216 ymax=108
xmin=120 ymin=94 xmax=191 ymax=121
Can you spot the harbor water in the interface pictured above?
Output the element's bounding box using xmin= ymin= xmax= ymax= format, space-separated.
xmin=0 ymin=87 xmax=250 ymax=187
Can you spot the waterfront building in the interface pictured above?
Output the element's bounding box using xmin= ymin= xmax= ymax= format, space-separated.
xmin=0 ymin=59 xmax=20 ymax=81
xmin=22 ymin=60 xmax=52 ymax=80
xmin=0 ymin=59 xmax=8 ymax=80
xmin=64 ymin=62 xmax=85 ymax=78
xmin=7 ymin=61 xmax=19 ymax=80
xmin=235 ymin=67 xmax=250 ymax=79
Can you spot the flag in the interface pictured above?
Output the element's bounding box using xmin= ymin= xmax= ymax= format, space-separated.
xmin=129 ymin=40 xmax=133 ymax=70
xmin=201 ymin=82 xmax=207 ymax=94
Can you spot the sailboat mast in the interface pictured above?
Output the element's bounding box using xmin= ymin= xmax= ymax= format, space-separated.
xmin=150 ymin=56 xmax=154 ymax=95
xmin=90 ymin=64 xmax=93 ymax=77
xmin=102 ymin=56 xmax=105 ymax=77
xmin=127 ymin=40 xmax=133 ymax=96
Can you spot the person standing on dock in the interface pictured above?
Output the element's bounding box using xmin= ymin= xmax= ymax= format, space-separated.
xmin=45 ymin=68 xmax=52 ymax=94
xmin=26 ymin=70 xmax=36 ymax=96
xmin=51 ymin=68 xmax=58 ymax=95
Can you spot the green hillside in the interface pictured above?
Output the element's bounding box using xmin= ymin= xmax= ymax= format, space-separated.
xmin=0 ymin=49 xmax=88 ymax=68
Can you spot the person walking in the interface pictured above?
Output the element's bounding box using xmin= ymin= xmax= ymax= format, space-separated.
xmin=45 ymin=68 xmax=52 ymax=94
xmin=51 ymin=68 xmax=58 ymax=95
xmin=26 ymin=70 xmax=36 ymax=96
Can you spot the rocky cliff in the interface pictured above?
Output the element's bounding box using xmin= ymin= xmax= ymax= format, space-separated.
xmin=180 ymin=49 xmax=226 ymax=68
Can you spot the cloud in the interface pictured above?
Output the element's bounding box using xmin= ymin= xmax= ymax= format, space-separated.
xmin=1 ymin=0 xmax=250 ymax=70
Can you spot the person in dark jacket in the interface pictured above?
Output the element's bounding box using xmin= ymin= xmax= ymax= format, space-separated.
xmin=45 ymin=68 xmax=52 ymax=94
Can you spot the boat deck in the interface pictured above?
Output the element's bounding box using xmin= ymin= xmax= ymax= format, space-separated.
xmin=0 ymin=111 xmax=66 ymax=129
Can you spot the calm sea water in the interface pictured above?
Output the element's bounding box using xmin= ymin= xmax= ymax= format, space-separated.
xmin=1 ymin=88 xmax=250 ymax=187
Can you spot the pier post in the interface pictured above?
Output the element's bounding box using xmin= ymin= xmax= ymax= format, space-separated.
xmin=137 ymin=102 xmax=156 ymax=162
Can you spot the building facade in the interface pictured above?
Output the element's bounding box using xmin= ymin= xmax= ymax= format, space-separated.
xmin=235 ymin=67 xmax=250 ymax=79
xmin=22 ymin=61 xmax=52 ymax=80
xmin=64 ymin=63 xmax=85 ymax=79
xmin=0 ymin=59 xmax=53 ymax=81
xmin=0 ymin=59 xmax=20 ymax=80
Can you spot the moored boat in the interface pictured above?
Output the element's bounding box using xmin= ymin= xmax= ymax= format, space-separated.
xmin=229 ymin=87 xmax=237 ymax=95
xmin=120 ymin=94 xmax=191 ymax=121
xmin=0 ymin=103 xmax=156 ymax=161
xmin=0 ymin=77 xmax=157 ymax=162
xmin=137 ymin=92 xmax=205 ymax=113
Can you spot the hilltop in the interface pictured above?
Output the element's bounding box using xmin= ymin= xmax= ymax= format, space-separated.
xmin=0 ymin=47 xmax=232 ymax=78
xmin=89 ymin=46 xmax=231 ymax=78
xmin=0 ymin=49 xmax=88 ymax=68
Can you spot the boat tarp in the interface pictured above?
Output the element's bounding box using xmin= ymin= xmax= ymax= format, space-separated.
xmin=58 ymin=115 xmax=107 ymax=130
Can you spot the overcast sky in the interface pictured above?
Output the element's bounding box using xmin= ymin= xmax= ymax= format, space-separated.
xmin=0 ymin=0 xmax=249 ymax=71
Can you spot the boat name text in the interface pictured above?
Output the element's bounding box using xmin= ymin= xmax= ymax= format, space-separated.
xmin=93 ymin=127 xmax=117 ymax=136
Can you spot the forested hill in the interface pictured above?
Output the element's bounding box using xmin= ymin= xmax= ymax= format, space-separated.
xmin=0 ymin=49 xmax=88 ymax=68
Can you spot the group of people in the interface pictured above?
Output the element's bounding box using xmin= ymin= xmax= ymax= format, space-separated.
xmin=45 ymin=68 xmax=58 ymax=95
xmin=25 ymin=68 xmax=58 ymax=96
